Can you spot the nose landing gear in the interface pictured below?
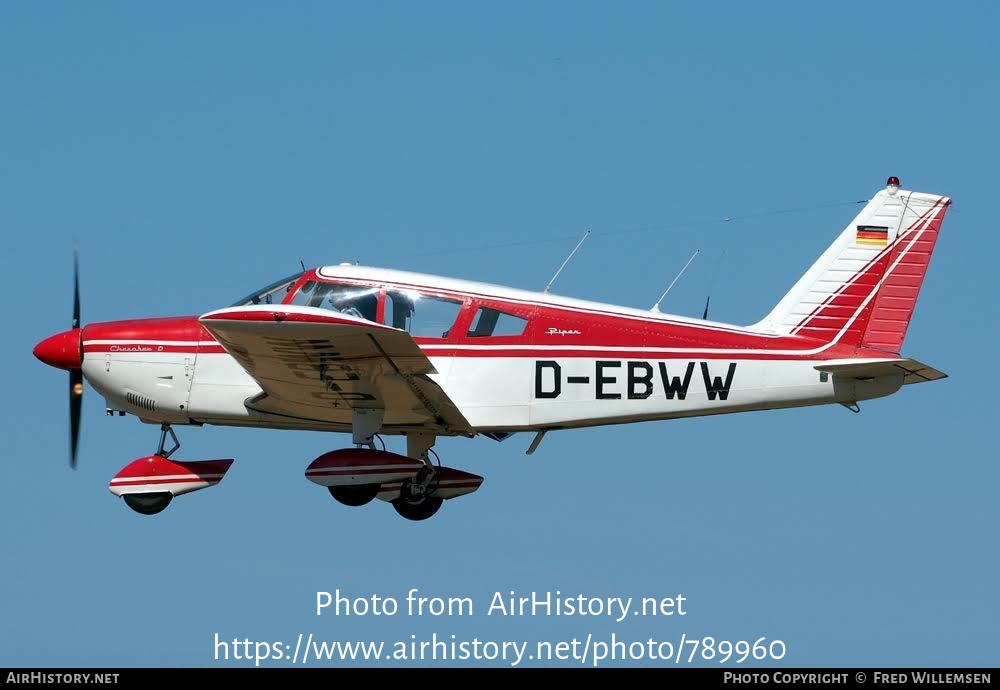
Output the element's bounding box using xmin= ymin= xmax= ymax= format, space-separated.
xmin=109 ymin=425 xmax=235 ymax=516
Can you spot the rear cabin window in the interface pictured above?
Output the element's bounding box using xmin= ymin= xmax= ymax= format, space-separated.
xmin=467 ymin=307 xmax=528 ymax=337
xmin=384 ymin=290 xmax=463 ymax=338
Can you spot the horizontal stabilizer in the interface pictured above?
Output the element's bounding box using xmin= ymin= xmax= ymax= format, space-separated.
xmin=815 ymin=358 xmax=946 ymax=385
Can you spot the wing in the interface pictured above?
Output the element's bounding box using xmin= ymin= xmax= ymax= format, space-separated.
xmin=814 ymin=358 xmax=947 ymax=385
xmin=199 ymin=305 xmax=474 ymax=436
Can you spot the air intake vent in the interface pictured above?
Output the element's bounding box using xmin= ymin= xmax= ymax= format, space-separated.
xmin=126 ymin=391 xmax=156 ymax=412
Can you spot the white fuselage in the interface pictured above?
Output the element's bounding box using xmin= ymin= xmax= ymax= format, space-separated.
xmin=83 ymin=348 xmax=903 ymax=435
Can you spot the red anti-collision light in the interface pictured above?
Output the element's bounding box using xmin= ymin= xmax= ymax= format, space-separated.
xmin=887 ymin=176 xmax=900 ymax=187
xmin=33 ymin=328 xmax=83 ymax=371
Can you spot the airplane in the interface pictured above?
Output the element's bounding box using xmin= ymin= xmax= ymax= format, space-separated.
xmin=33 ymin=176 xmax=950 ymax=521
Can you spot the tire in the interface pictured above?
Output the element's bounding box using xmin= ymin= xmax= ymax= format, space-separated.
xmin=328 ymin=484 xmax=380 ymax=507
xmin=123 ymin=492 xmax=172 ymax=515
xmin=392 ymin=495 xmax=443 ymax=521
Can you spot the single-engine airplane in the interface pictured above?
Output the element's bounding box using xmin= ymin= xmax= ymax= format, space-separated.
xmin=33 ymin=177 xmax=950 ymax=520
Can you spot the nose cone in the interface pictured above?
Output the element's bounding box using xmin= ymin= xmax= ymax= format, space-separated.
xmin=34 ymin=328 xmax=83 ymax=370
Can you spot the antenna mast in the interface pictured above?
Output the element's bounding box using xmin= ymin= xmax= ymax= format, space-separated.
xmin=544 ymin=230 xmax=590 ymax=294
xmin=650 ymin=249 xmax=699 ymax=313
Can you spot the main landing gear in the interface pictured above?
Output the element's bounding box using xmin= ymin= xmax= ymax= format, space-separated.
xmin=391 ymin=457 xmax=444 ymax=522
xmin=304 ymin=432 xmax=484 ymax=522
xmin=327 ymin=443 xmax=444 ymax=520
xmin=325 ymin=432 xmax=386 ymax=508
xmin=389 ymin=433 xmax=445 ymax=521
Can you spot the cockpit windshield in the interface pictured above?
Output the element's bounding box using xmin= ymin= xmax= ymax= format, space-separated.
xmin=229 ymin=272 xmax=303 ymax=307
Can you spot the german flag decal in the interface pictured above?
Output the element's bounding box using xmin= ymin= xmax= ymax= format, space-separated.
xmin=856 ymin=225 xmax=889 ymax=247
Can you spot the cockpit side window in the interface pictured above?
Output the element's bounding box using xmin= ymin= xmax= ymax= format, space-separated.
xmin=290 ymin=280 xmax=378 ymax=321
xmin=327 ymin=284 xmax=379 ymax=321
xmin=384 ymin=290 xmax=463 ymax=338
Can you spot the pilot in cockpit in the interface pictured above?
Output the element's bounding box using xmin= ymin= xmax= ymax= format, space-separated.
xmin=328 ymin=288 xmax=377 ymax=321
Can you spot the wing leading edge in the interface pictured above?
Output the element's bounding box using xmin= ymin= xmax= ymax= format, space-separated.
xmin=199 ymin=305 xmax=474 ymax=436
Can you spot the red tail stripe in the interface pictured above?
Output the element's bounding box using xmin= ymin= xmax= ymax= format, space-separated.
xmin=862 ymin=201 xmax=948 ymax=352
xmin=790 ymin=201 xmax=941 ymax=335
xmin=791 ymin=199 xmax=946 ymax=347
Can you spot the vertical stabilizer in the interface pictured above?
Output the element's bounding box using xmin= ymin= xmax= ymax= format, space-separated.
xmin=752 ymin=177 xmax=950 ymax=353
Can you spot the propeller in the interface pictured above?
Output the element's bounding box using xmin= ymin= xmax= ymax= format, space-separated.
xmin=69 ymin=249 xmax=83 ymax=469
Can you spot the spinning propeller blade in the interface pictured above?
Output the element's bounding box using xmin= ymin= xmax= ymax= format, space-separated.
xmin=69 ymin=250 xmax=82 ymax=469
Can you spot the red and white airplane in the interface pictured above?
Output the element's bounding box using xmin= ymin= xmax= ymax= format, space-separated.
xmin=33 ymin=177 xmax=950 ymax=520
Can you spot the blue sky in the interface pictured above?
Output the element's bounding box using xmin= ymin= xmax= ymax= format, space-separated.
xmin=2 ymin=2 xmax=996 ymax=668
